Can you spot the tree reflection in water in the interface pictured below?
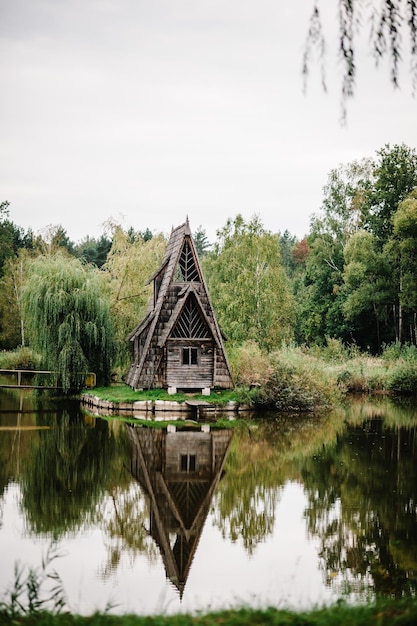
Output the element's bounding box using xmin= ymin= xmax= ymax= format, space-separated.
xmin=22 ymin=404 xmax=117 ymax=535
xmin=212 ymin=401 xmax=417 ymax=600
xmin=212 ymin=411 xmax=343 ymax=554
xmin=301 ymin=399 xmax=417 ymax=598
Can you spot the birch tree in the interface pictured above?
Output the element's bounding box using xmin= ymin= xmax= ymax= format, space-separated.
xmin=204 ymin=215 xmax=295 ymax=351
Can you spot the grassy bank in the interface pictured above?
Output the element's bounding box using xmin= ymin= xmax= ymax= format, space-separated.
xmin=87 ymin=341 xmax=416 ymax=413
xmin=2 ymin=600 xmax=417 ymax=626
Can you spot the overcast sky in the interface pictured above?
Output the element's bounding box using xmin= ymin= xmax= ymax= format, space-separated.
xmin=1 ymin=0 xmax=416 ymax=244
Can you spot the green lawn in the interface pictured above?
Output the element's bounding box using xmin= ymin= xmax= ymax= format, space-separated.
xmin=83 ymin=384 xmax=255 ymax=405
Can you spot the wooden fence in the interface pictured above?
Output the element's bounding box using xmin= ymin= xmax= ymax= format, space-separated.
xmin=0 ymin=369 xmax=96 ymax=390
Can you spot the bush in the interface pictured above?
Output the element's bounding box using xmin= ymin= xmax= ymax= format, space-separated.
xmin=256 ymin=347 xmax=341 ymax=411
xmin=387 ymin=363 xmax=417 ymax=394
xmin=227 ymin=340 xmax=273 ymax=387
xmin=0 ymin=347 xmax=40 ymax=370
xmin=309 ymin=337 xmax=350 ymax=362
xmin=382 ymin=341 xmax=417 ymax=363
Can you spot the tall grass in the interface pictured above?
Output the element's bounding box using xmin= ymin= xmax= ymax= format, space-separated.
xmin=228 ymin=341 xmax=342 ymax=411
xmin=5 ymin=340 xmax=417 ymax=412
xmin=382 ymin=341 xmax=417 ymax=394
xmin=0 ymin=543 xmax=67 ymax=620
xmin=229 ymin=340 xmax=417 ymax=411
xmin=1 ymin=599 xmax=417 ymax=625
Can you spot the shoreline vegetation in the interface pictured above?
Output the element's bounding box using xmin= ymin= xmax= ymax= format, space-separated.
xmin=3 ymin=340 xmax=417 ymax=414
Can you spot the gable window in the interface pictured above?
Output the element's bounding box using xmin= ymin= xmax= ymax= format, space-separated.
xmin=180 ymin=454 xmax=196 ymax=472
xmin=182 ymin=347 xmax=198 ymax=365
xmin=174 ymin=239 xmax=200 ymax=282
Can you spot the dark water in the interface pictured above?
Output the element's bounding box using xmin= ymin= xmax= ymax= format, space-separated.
xmin=1 ymin=384 xmax=416 ymax=615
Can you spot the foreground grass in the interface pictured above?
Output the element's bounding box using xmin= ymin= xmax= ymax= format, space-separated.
xmin=3 ymin=600 xmax=417 ymax=626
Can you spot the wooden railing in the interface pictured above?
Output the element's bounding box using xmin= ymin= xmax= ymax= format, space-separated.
xmin=0 ymin=369 xmax=96 ymax=389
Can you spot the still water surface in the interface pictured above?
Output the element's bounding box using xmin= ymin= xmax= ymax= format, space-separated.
xmin=1 ymin=385 xmax=416 ymax=615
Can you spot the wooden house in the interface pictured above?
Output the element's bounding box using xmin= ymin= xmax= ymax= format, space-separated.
xmin=127 ymin=424 xmax=233 ymax=597
xmin=126 ymin=219 xmax=233 ymax=393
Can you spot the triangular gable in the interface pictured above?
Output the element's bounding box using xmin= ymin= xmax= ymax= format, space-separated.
xmin=173 ymin=238 xmax=201 ymax=282
xmin=149 ymin=219 xmax=197 ymax=296
xmin=171 ymin=293 xmax=211 ymax=339
xmin=158 ymin=286 xmax=221 ymax=349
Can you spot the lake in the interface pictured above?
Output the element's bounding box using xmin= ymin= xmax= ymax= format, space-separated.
xmin=1 ymin=385 xmax=416 ymax=615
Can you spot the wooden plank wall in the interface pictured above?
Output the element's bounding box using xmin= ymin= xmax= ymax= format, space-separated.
xmin=166 ymin=342 xmax=213 ymax=389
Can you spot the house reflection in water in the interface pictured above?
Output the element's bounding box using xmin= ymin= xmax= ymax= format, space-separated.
xmin=127 ymin=424 xmax=233 ymax=598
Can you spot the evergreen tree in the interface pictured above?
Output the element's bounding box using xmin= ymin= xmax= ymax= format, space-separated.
xmin=193 ymin=225 xmax=211 ymax=257
xmin=75 ymin=234 xmax=112 ymax=268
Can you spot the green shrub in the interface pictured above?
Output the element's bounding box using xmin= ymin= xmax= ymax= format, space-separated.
xmin=336 ymin=368 xmax=369 ymax=392
xmin=309 ymin=337 xmax=350 ymax=362
xmin=0 ymin=347 xmax=40 ymax=370
xmin=336 ymin=369 xmax=352 ymax=385
xmin=226 ymin=340 xmax=272 ymax=386
xmin=387 ymin=363 xmax=417 ymax=394
xmin=382 ymin=341 xmax=417 ymax=363
xmin=256 ymin=348 xmax=341 ymax=411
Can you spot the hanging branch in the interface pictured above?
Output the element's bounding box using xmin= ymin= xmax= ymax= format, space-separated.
xmin=339 ymin=0 xmax=357 ymax=123
xmin=407 ymin=0 xmax=417 ymax=93
xmin=302 ymin=4 xmax=327 ymax=94
xmin=371 ymin=0 xmax=403 ymax=87
xmin=303 ymin=1 xmax=417 ymax=119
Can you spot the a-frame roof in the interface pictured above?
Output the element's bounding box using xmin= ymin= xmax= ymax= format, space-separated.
xmin=127 ymin=218 xmax=232 ymax=389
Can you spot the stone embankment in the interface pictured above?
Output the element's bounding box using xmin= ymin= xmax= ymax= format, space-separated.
xmin=81 ymin=393 xmax=251 ymax=420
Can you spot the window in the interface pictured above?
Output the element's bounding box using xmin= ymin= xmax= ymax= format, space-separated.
xmin=181 ymin=454 xmax=196 ymax=472
xmin=182 ymin=347 xmax=198 ymax=365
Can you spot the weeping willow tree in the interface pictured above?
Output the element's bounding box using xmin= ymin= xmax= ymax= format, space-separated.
xmin=22 ymin=253 xmax=115 ymax=392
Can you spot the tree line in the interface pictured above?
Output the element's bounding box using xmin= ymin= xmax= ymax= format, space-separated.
xmin=1 ymin=143 xmax=417 ymax=388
